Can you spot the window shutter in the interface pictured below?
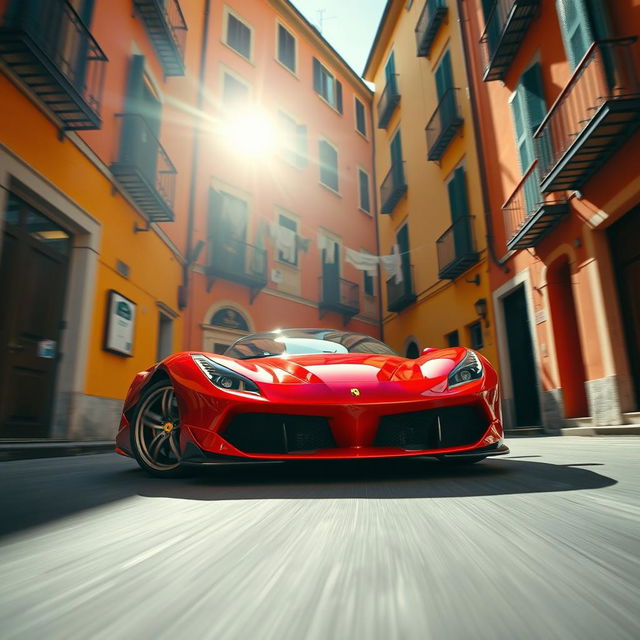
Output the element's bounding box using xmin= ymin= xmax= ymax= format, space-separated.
xmin=296 ymin=124 xmax=308 ymax=166
xmin=208 ymin=189 xmax=224 ymax=260
xmin=124 ymin=55 xmax=145 ymax=112
xmin=313 ymin=57 xmax=322 ymax=93
xmin=336 ymin=81 xmax=343 ymax=114
xmin=359 ymin=170 xmax=370 ymax=212
xmin=511 ymin=85 xmax=534 ymax=174
xmin=556 ymin=0 xmax=593 ymax=68
xmin=447 ymin=167 xmax=468 ymax=223
xmin=522 ymin=63 xmax=546 ymax=133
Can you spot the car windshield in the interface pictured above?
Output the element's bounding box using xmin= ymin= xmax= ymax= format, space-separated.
xmin=224 ymin=329 xmax=397 ymax=360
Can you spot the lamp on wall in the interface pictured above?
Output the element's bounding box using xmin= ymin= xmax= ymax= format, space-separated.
xmin=474 ymin=298 xmax=489 ymax=327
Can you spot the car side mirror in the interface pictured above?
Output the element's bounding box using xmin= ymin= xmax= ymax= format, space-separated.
xmin=421 ymin=347 xmax=438 ymax=355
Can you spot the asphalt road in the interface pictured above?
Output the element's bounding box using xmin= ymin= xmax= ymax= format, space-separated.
xmin=1 ymin=436 xmax=639 ymax=640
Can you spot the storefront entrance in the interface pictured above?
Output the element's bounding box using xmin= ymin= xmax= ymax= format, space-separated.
xmin=0 ymin=193 xmax=71 ymax=437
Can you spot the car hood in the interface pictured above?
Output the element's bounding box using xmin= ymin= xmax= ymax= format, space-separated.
xmin=206 ymin=350 xmax=467 ymax=386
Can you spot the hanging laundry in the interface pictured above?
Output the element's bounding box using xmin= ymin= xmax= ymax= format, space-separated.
xmin=380 ymin=244 xmax=403 ymax=283
xmin=277 ymin=226 xmax=297 ymax=263
xmin=345 ymin=248 xmax=379 ymax=275
xmin=296 ymin=234 xmax=311 ymax=253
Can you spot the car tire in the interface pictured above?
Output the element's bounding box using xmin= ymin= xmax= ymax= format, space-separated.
xmin=436 ymin=455 xmax=487 ymax=465
xmin=130 ymin=379 xmax=190 ymax=478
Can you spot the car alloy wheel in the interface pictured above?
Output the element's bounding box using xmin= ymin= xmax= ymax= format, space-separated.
xmin=132 ymin=381 xmax=185 ymax=476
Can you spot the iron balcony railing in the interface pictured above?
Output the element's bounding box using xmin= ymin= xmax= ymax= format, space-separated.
xmin=425 ymin=88 xmax=463 ymax=161
xmin=377 ymin=76 xmax=400 ymax=129
xmin=208 ymin=239 xmax=268 ymax=294
xmin=386 ymin=265 xmax=416 ymax=313
xmin=415 ymin=0 xmax=448 ymax=58
xmin=502 ymin=161 xmax=569 ymax=250
xmin=436 ymin=215 xmax=479 ymax=280
xmin=479 ymin=0 xmax=540 ymax=82
xmin=319 ymin=277 xmax=360 ymax=319
xmin=0 ymin=0 xmax=107 ymax=129
xmin=133 ymin=0 xmax=187 ymax=76
xmin=380 ymin=162 xmax=407 ymax=214
xmin=534 ymin=38 xmax=640 ymax=192
xmin=111 ymin=113 xmax=177 ymax=223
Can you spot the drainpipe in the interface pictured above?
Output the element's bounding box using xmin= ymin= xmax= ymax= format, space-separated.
xmin=181 ymin=0 xmax=211 ymax=345
xmin=456 ymin=0 xmax=509 ymax=273
xmin=369 ymin=93 xmax=385 ymax=342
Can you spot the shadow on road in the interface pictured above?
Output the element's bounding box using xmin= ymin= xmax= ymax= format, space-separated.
xmin=0 ymin=454 xmax=617 ymax=538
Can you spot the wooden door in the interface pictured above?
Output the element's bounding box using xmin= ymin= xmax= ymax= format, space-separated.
xmin=0 ymin=194 xmax=71 ymax=437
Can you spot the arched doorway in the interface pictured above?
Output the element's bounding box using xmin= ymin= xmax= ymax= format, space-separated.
xmin=202 ymin=305 xmax=252 ymax=355
xmin=546 ymin=256 xmax=589 ymax=418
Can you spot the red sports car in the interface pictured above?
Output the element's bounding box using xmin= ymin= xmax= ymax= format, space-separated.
xmin=115 ymin=328 xmax=508 ymax=477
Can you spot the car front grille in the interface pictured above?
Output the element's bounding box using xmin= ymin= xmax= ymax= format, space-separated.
xmin=374 ymin=405 xmax=489 ymax=450
xmin=222 ymin=413 xmax=336 ymax=454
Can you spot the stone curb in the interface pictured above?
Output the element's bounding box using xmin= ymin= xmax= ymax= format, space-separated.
xmin=0 ymin=441 xmax=114 ymax=462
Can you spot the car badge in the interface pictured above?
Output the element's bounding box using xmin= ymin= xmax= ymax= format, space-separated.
xmin=350 ymin=388 xmax=360 ymax=397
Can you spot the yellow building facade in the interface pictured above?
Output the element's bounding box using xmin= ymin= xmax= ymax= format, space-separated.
xmin=0 ymin=0 xmax=204 ymax=439
xmin=364 ymin=0 xmax=498 ymax=365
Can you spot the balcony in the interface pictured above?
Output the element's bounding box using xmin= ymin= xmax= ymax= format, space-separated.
xmin=111 ymin=113 xmax=176 ymax=223
xmin=534 ymin=38 xmax=640 ymax=192
xmin=502 ymin=161 xmax=569 ymax=250
xmin=425 ymin=88 xmax=463 ymax=161
xmin=380 ymin=162 xmax=407 ymax=214
xmin=133 ymin=0 xmax=187 ymax=77
xmin=0 ymin=0 xmax=107 ymax=130
xmin=207 ymin=239 xmax=268 ymax=303
xmin=415 ymin=0 xmax=448 ymax=58
xmin=436 ymin=215 xmax=479 ymax=280
xmin=480 ymin=0 xmax=540 ymax=82
xmin=386 ymin=266 xmax=417 ymax=313
xmin=319 ymin=277 xmax=360 ymax=323
xmin=377 ymin=76 xmax=400 ymax=129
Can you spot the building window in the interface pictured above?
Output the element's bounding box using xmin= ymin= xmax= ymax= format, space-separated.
xmin=364 ymin=270 xmax=374 ymax=296
xmin=469 ymin=321 xmax=483 ymax=350
xmin=355 ymin=97 xmax=367 ymax=136
xmin=277 ymin=23 xmax=296 ymax=72
xmin=277 ymin=214 xmax=298 ymax=266
xmin=446 ymin=330 xmax=459 ymax=347
xmin=222 ymin=72 xmax=250 ymax=109
xmin=225 ymin=10 xmax=252 ymax=60
xmin=319 ymin=139 xmax=339 ymax=192
xmin=278 ymin=111 xmax=307 ymax=167
xmin=358 ymin=168 xmax=370 ymax=213
xmin=156 ymin=311 xmax=174 ymax=361
xmin=313 ymin=58 xmax=343 ymax=113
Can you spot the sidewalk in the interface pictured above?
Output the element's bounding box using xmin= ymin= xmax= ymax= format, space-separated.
xmin=0 ymin=440 xmax=114 ymax=462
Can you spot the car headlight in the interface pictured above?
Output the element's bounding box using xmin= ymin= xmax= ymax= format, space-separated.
xmin=192 ymin=355 xmax=260 ymax=394
xmin=448 ymin=350 xmax=483 ymax=388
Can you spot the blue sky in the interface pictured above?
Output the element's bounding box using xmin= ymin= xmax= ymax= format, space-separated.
xmin=291 ymin=0 xmax=388 ymax=75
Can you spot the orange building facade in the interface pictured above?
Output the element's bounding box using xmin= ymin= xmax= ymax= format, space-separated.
xmin=183 ymin=0 xmax=379 ymax=356
xmin=0 ymin=0 xmax=379 ymax=441
xmin=460 ymin=0 xmax=640 ymax=429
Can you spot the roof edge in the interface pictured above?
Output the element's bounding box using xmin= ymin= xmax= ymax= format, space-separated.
xmin=275 ymin=0 xmax=373 ymax=96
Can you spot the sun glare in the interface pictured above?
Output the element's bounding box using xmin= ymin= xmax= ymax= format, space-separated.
xmin=224 ymin=109 xmax=278 ymax=160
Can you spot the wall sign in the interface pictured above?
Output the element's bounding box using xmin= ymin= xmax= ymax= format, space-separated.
xmin=104 ymin=290 xmax=136 ymax=357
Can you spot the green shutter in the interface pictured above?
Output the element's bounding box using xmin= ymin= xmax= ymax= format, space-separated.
xmin=359 ymin=170 xmax=370 ymax=212
xmin=556 ymin=0 xmax=593 ymax=68
xmin=296 ymin=124 xmax=307 ymax=167
xmin=313 ymin=58 xmax=322 ymax=93
xmin=447 ymin=167 xmax=469 ymax=222
xmin=435 ymin=50 xmax=453 ymax=101
xmin=336 ymin=80 xmax=343 ymax=114
xmin=385 ymin=52 xmax=397 ymax=93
